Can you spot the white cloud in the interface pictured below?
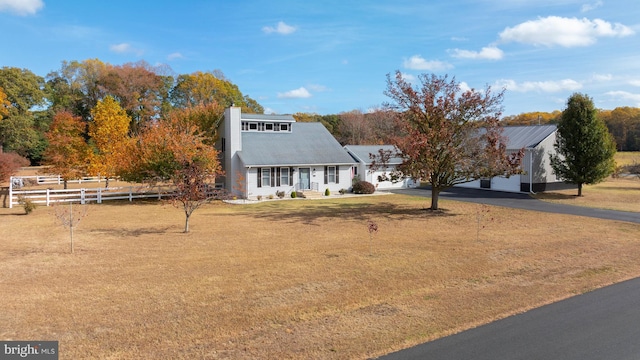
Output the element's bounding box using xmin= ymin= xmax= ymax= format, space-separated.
xmin=459 ymin=81 xmax=472 ymax=93
xmin=495 ymin=78 xmax=582 ymax=92
xmin=167 ymin=52 xmax=184 ymax=60
xmin=499 ymin=16 xmax=634 ymax=47
xmin=109 ymin=43 xmax=143 ymax=56
xmin=277 ymin=87 xmax=312 ymax=99
xmin=628 ymin=80 xmax=640 ymax=87
xmin=605 ymin=91 xmax=640 ymax=106
xmin=263 ymin=107 xmax=277 ymax=114
xmin=403 ymin=55 xmax=453 ymax=71
xmin=591 ymin=73 xmax=612 ymax=82
xmin=450 ymin=46 xmax=504 ymax=60
xmin=400 ymin=73 xmax=416 ymax=83
xmin=581 ymin=1 xmax=603 ymax=12
xmin=0 ymin=0 xmax=43 ymax=15
xmin=262 ymin=21 xmax=297 ymax=35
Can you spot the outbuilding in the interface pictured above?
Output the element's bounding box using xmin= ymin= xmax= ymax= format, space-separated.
xmin=456 ymin=124 xmax=574 ymax=193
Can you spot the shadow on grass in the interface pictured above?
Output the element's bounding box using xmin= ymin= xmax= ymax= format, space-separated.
xmin=89 ymin=226 xmax=173 ymax=237
xmin=216 ymin=197 xmax=458 ymax=226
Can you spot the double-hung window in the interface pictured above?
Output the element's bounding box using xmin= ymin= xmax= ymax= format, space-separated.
xmin=324 ymin=166 xmax=339 ymax=184
xmin=261 ymin=168 xmax=271 ymax=187
xmin=280 ymin=168 xmax=290 ymax=186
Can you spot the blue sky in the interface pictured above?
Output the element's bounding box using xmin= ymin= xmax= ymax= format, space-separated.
xmin=1 ymin=0 xmax=638 ymax=116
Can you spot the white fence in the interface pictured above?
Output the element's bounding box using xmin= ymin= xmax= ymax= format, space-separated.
xmin=8 ymin=185 xmax=175 ymax=209
xmin=7 ymin=175 xmax=226 ymax=209
xmin=10 ymin=175 xmax=107 ymax=187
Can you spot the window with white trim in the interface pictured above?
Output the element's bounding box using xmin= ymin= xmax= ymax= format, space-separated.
xmin=328 ymin=166 xmax=336 ymax=183
xmin=280 ymin=167 xmax=290 ymax=186
xmin=261 ymin=168 xmax=271 ymax=187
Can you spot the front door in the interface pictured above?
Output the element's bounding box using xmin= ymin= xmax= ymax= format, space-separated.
xmin=299 ymin=168 xmax=310 ymax=190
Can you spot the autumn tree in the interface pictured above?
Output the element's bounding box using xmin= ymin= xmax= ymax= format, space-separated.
xmin=45 ymin=59 xmax=108 ymax=121
xmin=0 ymin=152 xmax=30 ymax=182
xmin=168 ymin=102 xmax=225 ymax=145
xmin=0 ymin=86 xmax=10 ymax=120
xmin=600 ymin=107 xmax=640 ymax=151
xmin=550 ymin=93 xmax=616 ymax=196
xmin=88 ymin=96 xmax=131 ymax=187
xmin=43 ymin=111 xmax=93 ymax=189
xmin=501 ymin=111 xmax=561 ymax=126
xmin=338 ymin=110 xmax=373 ymax=145
xmin=122 ymin=109 xmax=223 ymax=233
xmin=383 ymin=71 xmax=522 ymax=210
xmin=99 ymin=61 xmax=171 ymax=134
xmin=171 ymin=71 xmax=263 ymax=113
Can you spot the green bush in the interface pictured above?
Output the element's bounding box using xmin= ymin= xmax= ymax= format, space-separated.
xmin=291 ymin=191 xmax=297 ymax=198
xmin=352 ymin=181 xmax=376 ymax=194
xmin=324 ymin=188 xmax=330 ymax=196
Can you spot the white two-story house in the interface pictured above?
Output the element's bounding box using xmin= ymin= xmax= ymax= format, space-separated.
xmin=218 ymin=106 xmax=356 ymax=199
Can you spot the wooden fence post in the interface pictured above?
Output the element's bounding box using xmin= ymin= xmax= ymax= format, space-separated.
xmin=97 ymin=188 xmax=102 ymax=204
xmin=129 ymin=186 xmax=133 ymax=202
xmin=46 ymin=188 xmax=50 ymax=207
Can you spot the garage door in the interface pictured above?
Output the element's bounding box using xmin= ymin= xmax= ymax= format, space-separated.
xmin=491 ymin=175 xmax=521 ymax=192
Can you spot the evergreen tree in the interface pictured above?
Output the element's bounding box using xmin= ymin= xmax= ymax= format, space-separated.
xmin=550 ymin=93 xmax=616 ymax=196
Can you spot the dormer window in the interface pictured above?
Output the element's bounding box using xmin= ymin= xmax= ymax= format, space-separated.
xmin=241 ymin=120 xmax=292 ymax=132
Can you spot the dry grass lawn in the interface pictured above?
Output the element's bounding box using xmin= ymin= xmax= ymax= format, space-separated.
xmin=533 ymin=151 xmax=640 ymax=212
xmin=2 ymin=194 xmax=640 ymax=359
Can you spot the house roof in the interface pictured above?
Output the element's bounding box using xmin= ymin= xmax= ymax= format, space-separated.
xmin=502 ymin=125 xmax=557 ymax=149
xmin=238 ymin=122 xmax=356 ymax=167
xmin=344 ymin=145 xmax=403 ymax=165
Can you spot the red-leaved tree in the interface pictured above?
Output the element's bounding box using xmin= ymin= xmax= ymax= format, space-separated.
xmin=382 ymin=71 xmax=522 ymax=210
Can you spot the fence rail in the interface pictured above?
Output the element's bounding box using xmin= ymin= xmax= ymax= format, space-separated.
xmin=11 ymin=175 xmax=108 ymax=187
xmin=9 ymin=186 xmax=175 ymax=208
xmin=7 ymin=176 xmax=225 ymax=209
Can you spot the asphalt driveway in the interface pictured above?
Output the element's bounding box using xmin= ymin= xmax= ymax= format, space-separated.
xmin=378 ymin=276 xmax=640 ymax=360
xmin=378 ymin=187 xmax=640 ymax=359
xmin=392 ymin=187 xmax=640 ymax=224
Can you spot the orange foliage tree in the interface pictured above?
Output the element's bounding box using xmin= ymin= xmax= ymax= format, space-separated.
xmin=43 ymin=111 xmax=93 ymax=188
xmin=88 ymin=96 xmax=131 ymax=187
xmin=122 ymin=107 xmax=224 ymax=233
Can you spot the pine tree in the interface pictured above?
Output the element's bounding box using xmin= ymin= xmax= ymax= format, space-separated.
xmin=550 ymin=93 xmax=616 ymax=196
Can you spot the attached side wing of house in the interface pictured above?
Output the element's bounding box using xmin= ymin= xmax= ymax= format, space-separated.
xmin=343 ymin=145 xmax=417 ymax=190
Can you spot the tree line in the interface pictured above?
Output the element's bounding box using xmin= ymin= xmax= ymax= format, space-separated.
xmin=2 ymin=59 xmax=639 ymax=172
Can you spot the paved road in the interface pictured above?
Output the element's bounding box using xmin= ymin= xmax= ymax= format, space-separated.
xmin=392 ymin=187 xmax=640 ymax=224
xmin=378 ymin=277 xmax=640 ymax=360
